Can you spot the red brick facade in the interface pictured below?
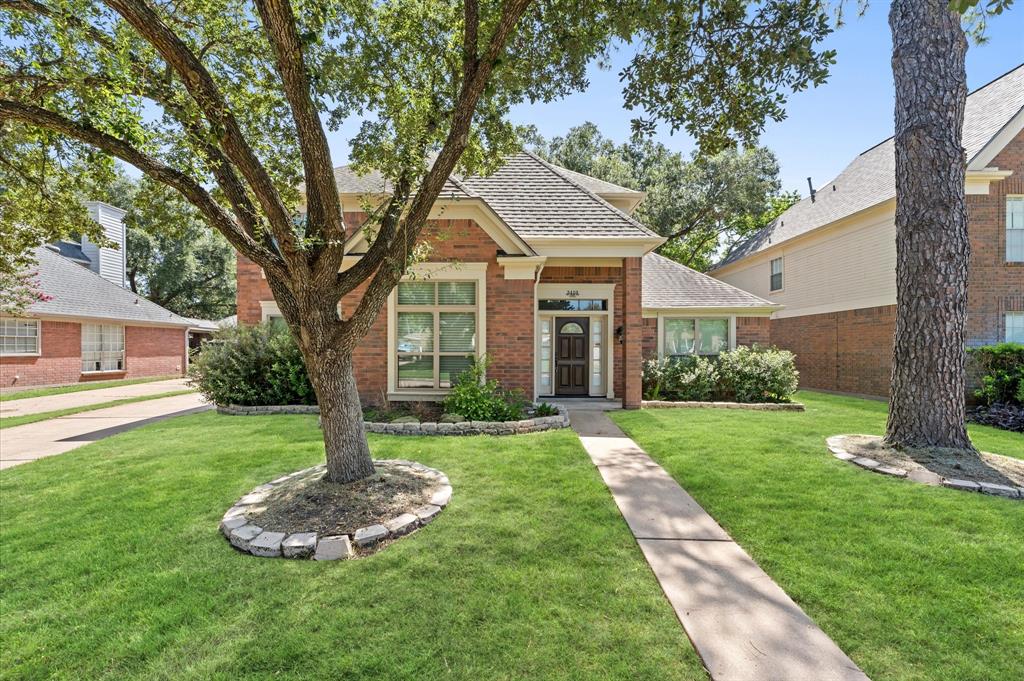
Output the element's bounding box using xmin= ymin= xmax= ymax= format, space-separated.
xmin=1 ymin=320 xmax=186 ymax=389
xmin=236 ymin=213 xmax=648 ymax=406
xmin=765 ymin=130 xmax=1024 ymax=398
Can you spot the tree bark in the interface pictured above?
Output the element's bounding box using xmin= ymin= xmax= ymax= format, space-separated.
xmin=307 ymin=350 xmax=375 ymax=484
xmin=885 ymin=0 xmax=974 ymax=451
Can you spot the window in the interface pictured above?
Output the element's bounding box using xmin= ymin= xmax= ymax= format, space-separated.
xmin=539 ymin=318 xmax=552 ymax=393
xmin=82 ymin=324 xmax=124 ymax=372
xmin=770 ymin=257 xmax=784 ymax=291
xmin=663 ymin=318 xmax=729 ymax=357
xmin=538 ymin=299 xmax=608 ymax=311
xmin=1007 ymin=312 xmax=1024 ymax=343
xmin=0 ymin=318 xmax=40 ymax=355
xmin=1007 ymin=196 xmax=1024 ymax=262
xmin=395 ymin=281 xmax=477 ymax=389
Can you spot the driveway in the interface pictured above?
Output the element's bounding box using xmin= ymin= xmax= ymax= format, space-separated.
xmin=0 ymin=392 xmax=211 ymax=469
xmin=0 ymin=378 xmax=192 ymax=418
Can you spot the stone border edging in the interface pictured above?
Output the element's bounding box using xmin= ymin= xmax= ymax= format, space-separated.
xmin=643 ymin=400 xmax=804 ymax=411
xmin=216 ymin=403 xmax=571 ymax=435
xmin=220 ymin=459 xmax=452 ymax=560
xmin=826 ymin=434 xmax=1023 ymax=499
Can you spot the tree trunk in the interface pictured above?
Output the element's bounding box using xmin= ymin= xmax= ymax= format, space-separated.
xmin=885 ymin=0 xmax=974 ymax=451
xmin=301 ymin=337 xmax=376 ymax=484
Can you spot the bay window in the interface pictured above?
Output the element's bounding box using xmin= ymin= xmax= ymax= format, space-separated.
xmin=395 ymin=281 xmax=477 ymax=389
xmin=82 ymin=323 xmax=124 ymax=372
xmin=0 ymin=318 xmax=40 ymax=355
xmin=663 ymin=318 xmax=729 ymax=358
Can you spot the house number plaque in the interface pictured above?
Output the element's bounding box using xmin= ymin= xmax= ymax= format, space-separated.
xmin=565 ymin=289 xmax=580 ymax=297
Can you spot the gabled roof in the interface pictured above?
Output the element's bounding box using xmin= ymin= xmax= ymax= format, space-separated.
xmin=716 ymin=64 xmax=1024 ymax=269
xmin=23 ymin=246 xmax=194 ymax=327
xmin=544 ymin=163 xmax=645 ymax=199
xmin=642 ymin=252 xmax=780 ymax=310
xmin=333 ymin=151 xmax=660 ymax=243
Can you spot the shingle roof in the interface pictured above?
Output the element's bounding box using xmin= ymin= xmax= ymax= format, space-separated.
xmin=24 ymin=246 xmax=194 ymax=327
xmin=642 ymin=252 xmax=779 ymax=309
xmin=717 ymin=64 xmax=1024 ymax=268
xmin=545 ymin=163 xmax=644 ymax=197
xmin=333 ymin=151 xmax=658 ymax=241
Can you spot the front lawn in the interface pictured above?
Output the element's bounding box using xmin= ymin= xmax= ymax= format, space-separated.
xmin=612 ymin=390 xmax=1024 ymax=681
xmin=0 ymin=413 xmax=703 ymax=680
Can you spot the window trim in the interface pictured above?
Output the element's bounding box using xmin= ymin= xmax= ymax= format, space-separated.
xmin=0 ymin=317 xmax=42 ymax=357
xmin=656 ymin=314 xmax=736 ymax=359
xmin=1006 ymin=195 xmax=1024 ymax=263
xmin=769 ymin=256 xmax=784 ymax=292
xmin=1006 ymin=311 xmax=1024 ymax=344
xmin=386 ymin=263 xmax=487 ymax=399
xmin=81 ymin=322 xmax=125 ymax=374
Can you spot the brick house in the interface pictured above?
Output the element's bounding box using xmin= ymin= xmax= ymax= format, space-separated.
xmin=711 ymin=65 xmax=1024 ymax=398
xmin=1 ymin=202 xmax=213 ymax=390
xmin=237 ymin=152 xmax=779 ymax=408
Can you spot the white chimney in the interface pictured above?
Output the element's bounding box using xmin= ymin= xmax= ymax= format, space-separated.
xmin=82 ymin=201 xmax=127 ymax=288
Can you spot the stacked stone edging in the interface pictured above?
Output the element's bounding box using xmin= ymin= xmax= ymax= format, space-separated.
xmin=643 ymin=400 xmax=805 ymax=411
xmin=826 ymin=434 xmax=1023 ymax=500
xmin=220 ymin=459 xmax=452 ymax=560
xmin=216 ymin=403 xmax=571 ymax=434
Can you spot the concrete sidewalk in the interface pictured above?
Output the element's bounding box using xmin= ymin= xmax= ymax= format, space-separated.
xmin=0 ymin=378 xmax=192 ymax=418
xmin=1 ymin=392 xmax=210 ymax=469
xmin=571 ymin=410 xmax=869 ymax=681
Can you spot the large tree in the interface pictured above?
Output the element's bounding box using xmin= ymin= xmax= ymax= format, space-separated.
xmin=883 ymin=0 xmax=1012 ymax=451
xmin=0 ymin=0 xmax=834 ymax=483
xmin=532 ymin=122 xmax=798 ymax=270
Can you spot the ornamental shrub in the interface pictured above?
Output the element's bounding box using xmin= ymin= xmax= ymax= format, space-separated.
xmin=717 ymin=345 xmax=799 ymax=403
xmin=441 ymin=354 xmax=527 ymax=421
xmin=188 ymin=322 xmax=316 ymax=406
xmin=642 ymin=355 xmax=718 ymax=401
xmin=967 ymin=342 xmax=1024 ymax=406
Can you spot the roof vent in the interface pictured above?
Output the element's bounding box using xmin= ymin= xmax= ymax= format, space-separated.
xmin=807 ymin=177 xmax=816 ymax=203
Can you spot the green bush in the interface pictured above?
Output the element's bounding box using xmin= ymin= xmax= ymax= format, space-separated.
xmin=441 ymin=355 xmax=527 ymax=421
xmin=968 ymin=342 xmax=1024 ymax=406
xmin=188 ymin=322 xmax=316 ymax=406
xmin=642 ymin=346 xmax=798 ymax=403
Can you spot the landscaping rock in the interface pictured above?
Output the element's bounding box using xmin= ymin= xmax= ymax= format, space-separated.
xmin=907 ymin=469 xmax=943 ymax=486
xmin=237 ymin=490 xmax=271 ymax=505
xmin=430 ymin=485 xmax=453 ymax=507
xmin=439 ymin=413 xmax=464 ymax=423
xmin=282 ymin=532 xmax=317 ymax=558
xmin=852 ymin=457 xmax=880 ymax=470
xmin=943 ymin=478 xmax=981 ymax=492
xmin=384 ymin=513 xmax=419 ymax=537
xmin=314 ymin=535 xmax=353 ymax=560
xmin=414 ymin=504 xmax=442 ymax=524
xmin=222 ymin=505 xmax=249 ymax=521
xmin=391 ymin=416 xmax=419 ymax=424
xmin=219 ymin=516 xmax=248 ymax=537
xmin=229 ymin=524 xmax=263 ymax=551
xmin=354 ymin=524 xmax=388 ymax=547
xmin=977 ymin=482 xmax=1019 ymax=498
xmin=249 ymin=531 xmax=286 ymax=557
xmin=876 ymin=465 xmax=908 ymax=478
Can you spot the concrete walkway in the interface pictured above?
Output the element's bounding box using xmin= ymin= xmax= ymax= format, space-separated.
xmin=1 ymin=392 xmax=210 ymax=469
xmin=0 ymin=378 xmax=191 ymax=418
xmin=570 ymin=410 xmax=869 ymax=681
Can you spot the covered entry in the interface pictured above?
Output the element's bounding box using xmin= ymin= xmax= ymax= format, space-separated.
xmin=535 ymin=283 xmax=615 ymax=399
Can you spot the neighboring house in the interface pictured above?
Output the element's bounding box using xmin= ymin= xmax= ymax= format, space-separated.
xmin=237 ymin=151 xmax=779 ymax=407
xmin=712 ymin=64 xmax=1024 ymax=398
xmin=1 ymin=201 xmax=205 ymax=389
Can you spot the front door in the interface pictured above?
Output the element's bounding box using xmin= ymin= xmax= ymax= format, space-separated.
xmin=555 ymin=317 xmax=589 ymax=395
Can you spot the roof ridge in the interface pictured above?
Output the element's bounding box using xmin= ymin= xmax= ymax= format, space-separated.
xmin=648 ymin=252 xmax=777 ymax=306
xmin=521 ymin=150 xmax=661 ymax=238
xmin=543 ymin=159 xmax=644 ymax=195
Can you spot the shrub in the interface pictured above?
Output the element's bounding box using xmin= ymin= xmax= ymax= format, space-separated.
xmin=967 ymin=342 xmax=1024 ymax=406
xmin=441 ymin=355 xmax=527 ymax=421
xmin=188 ymin=322 xmax=316 ymax=406
xmin=642 ymin=346 xmax=798 ymax=403
xmin=533 ymin=402 xmax=559 ymax=417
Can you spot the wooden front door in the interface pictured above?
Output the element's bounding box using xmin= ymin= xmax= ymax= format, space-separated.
xmin=555 ymin=317 xmax=589 ymax=395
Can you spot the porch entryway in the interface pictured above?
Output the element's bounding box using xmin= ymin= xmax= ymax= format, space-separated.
xmin=535 ymin=283 xmax=615 ymax=401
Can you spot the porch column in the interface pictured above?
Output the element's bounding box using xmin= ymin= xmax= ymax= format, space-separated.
xmin=622 ymin=256 xmax=643 ymax=408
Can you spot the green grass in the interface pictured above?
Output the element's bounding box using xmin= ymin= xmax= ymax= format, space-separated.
xmin=0 ymin=390 xmax=194 ymax=429
xmin=0 ymin=375 xmax=180 ymax=401
xmin=612 ymin=390 xmax=1024 ymax=681
xmin=0 ymin=413 xmax=703 ymax=681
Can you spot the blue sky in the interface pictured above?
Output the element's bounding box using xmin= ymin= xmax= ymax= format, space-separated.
xmin=320 ymin=5 xmax=1023 ymax=197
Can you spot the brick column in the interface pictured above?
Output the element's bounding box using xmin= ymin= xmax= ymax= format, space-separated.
xmin=622 ymin=256 xmax=643 ymax=408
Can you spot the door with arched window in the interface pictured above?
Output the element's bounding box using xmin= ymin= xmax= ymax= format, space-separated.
xmin=555 ymin=317 xmax=589 ymax=395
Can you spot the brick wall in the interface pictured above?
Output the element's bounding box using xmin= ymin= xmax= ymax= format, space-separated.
xmin=1 ymin=320 xmax=185 ymax=389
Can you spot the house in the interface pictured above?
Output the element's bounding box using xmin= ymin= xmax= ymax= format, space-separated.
xmin=237 ymin=151 xmax=780 ymax=408
xmin=711 ymin=64 xmax=1024 ymax=398
xmin=1 ymin=202 xmax=204 ymax=389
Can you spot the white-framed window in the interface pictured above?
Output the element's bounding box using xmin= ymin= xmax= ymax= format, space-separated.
xmin=539 ymin=318 xmax=553 ymax=393
xmin=770 ymin=257 xmax=784 ymax=291
xmin=1007 ymin=196 xmax=1024 ymax=262
xmin=1007 ymin=312 xmax=1024 ymax=343
xmin=0 ymin=318 xmax=40 ymax=355
xmin=82 ymin=323 xmax=124 ymax=372
xmin=394 ymin=281 xmax=477 ymax=389
xmin=663 ymin=318 xmax=730 ymax=357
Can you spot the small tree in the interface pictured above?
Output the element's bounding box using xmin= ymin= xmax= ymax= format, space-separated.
xmin=1 ymin=0 xmax=834 ymax=482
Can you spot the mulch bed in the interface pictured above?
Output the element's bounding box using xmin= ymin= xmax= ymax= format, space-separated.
xmin=247 ymin=463 xmax=440 ymax=536
xmin=840 ymin=434 xmax=1024 ymax=488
